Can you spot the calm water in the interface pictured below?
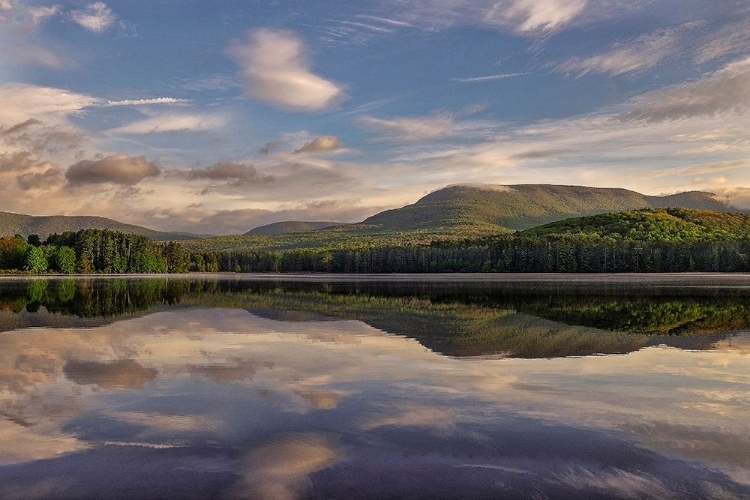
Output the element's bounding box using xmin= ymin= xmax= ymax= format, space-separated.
xmin=0 ymin=274 xmax=749 ymax=499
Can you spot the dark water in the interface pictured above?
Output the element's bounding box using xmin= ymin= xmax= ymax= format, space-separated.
xmin=0 ymin=274 xmax=749 ymax=499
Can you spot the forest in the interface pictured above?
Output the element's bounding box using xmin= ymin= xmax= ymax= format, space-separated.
xmin=0 ymin=229 xmax=187 ymax=274
xmin=2 ymin=208 xmax=750 ymax=274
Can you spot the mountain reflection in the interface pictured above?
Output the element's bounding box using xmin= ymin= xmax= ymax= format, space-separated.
xmin=0 ymin=277 xmax=750 ymax=358
xmin=2 ymin=276 xmax=749 ymax=358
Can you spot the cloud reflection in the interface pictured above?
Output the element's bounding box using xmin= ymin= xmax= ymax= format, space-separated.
xmin=0 ymin=306 xmax=747 ymax=496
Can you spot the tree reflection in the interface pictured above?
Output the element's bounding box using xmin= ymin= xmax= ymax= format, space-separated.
xmin=1 ymin=277 xmax=749 ymax=358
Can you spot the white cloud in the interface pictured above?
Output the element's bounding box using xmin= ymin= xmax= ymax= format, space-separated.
xmin=108 ymin=112 xmax=227 ymax=134
xmin=105 ymin=98 xmax=191 ymax=107
xmin=485 ymin=0 xmax=588 ymax=33
xmin=390 ymin=0 xmax=600 ymax=34
xmin=71 ymin=2 xmax=115 ymax=33
xmin=558 ymin=25 xmax=690 ymax=77
xmin=227 ymin=29 xmax=343 ymax=112
xmin=0 ymin=84 xmax=97 ymax=126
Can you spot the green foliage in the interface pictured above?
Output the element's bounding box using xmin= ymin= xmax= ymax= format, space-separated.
xmin=52 ymin=246 xmax=77 ymax=274
xmin=25 ymin=245 xmax=48 ymax=272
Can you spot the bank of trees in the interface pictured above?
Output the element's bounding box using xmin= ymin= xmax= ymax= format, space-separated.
xmin=182 ymin=233 xmax=750 ymax=273
xmin=3 ymin=214 xmax=750 ymax=274
xmin=0 ymin=229 xmax=188 ymax=274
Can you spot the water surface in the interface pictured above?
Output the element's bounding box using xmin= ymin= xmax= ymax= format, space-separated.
xmin=0 ymin=275 xmax=749 ymax=499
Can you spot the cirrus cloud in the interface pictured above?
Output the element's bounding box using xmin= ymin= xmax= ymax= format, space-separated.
xmin=66 ymin=154 xmax=161 ymax=186
xmin=227 ymin=29 xmax=343 ymax=111
xmin=616 ymin=56 xmax=750 ymax=122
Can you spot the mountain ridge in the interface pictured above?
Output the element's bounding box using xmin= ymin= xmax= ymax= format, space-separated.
xmin=0 ymin=210 xmax=200 ymax=241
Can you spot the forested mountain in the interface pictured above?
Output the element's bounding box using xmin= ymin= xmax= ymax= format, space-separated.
xmin=524 ymin=207 xmax=750 ymax=242
xmin=0 ymin=211 xmax=199 ymax=241
xmin=361 ymin=184 xmax=737 ymax=234
xmin=246 ymin=221 xmax=341 ymax=235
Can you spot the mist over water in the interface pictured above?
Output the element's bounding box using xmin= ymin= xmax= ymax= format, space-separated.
xmin=0 ymin=275 xmax=749 ymax=499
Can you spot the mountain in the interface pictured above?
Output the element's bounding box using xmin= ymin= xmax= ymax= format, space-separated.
xmin=0 ymin=211 xmax=200 ymax=241
xmin=245 ymin=221 xmax=341 ymax=236
xmin=361 ymin=184 xmax=737 ymax=234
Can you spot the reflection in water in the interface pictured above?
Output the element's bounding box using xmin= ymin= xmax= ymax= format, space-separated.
xmin=0 ymin=276 xmax=748 ymax=498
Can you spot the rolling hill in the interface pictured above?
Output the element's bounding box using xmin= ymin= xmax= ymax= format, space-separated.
xmin=360 ymin=184 xmax=737 ymax=233
xmin=523 ymin=207 xmax=750 ymax=242
xmin=246 ymin=221 xmax=341 ymax=236
xmin=0 ymin=211 xmax=200 ymax=241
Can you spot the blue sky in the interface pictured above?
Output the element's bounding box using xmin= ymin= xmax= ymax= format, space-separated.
xmin=1 ymin=0 xmax=749 ymax=234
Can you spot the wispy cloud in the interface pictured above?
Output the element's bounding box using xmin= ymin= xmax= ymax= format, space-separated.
xmin=451 ymin=72 xmax=528 ymax=82
xmin=227 ymin=29 xmax=343 ymax=112
xmin=108 ymin=112 xmax=227 ymax=134
xmin=358 ymin=113 xmax=456 ymax=141
xmin=617 ymin=56 xmax=750 ymax=122
xmin=390 ymin=0 xmax=595 ymax=34
xmin=70 ymin=2 xmax=116 ymax=33
xmin=558 ymin=24 xmax=694 ymax=77
xmin=694 ymin=9 xmax=750 ymax=64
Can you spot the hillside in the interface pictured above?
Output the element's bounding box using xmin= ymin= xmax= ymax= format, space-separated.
xmin=0 ymin=211 xmax=199 ymax=241
xmin=195 ymin=184 xmax=741 ymax=254
xmin=523 ymin=207 xmax=750 ymax=242
xmin=246 ymin=221 xmax=341 ymax=235
xmin=362 ymin=184 xmax=737 ymax=233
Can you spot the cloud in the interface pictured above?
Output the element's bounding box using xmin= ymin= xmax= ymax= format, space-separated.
xmin=258 ymin=141 xmax=279 ymax=155
xmin=0 ymin=150 xmax=48 ymax=172
xmin=451 ymin=72 xmax=528 ymax=82
xmin=485 ymin=0 xmax=587 ymax=33
xmin=25 ymin=5 xmax=61 ymax=26
xmin=66 ymin=154 xmax=161 ymax=186
xmin=232 ymin=434 xmax=340 ymax=500
xmin=358 ymin=113 xmax=456 ymax=141
xmin=227 ymin=29 xmax=343 ymax=111
xmin=1 ymin=118 xmax=41 ymax=136
xmin=185 ymin=161 xmax=275 ymax=187
xmin=108 ymin=112 xmax=227 ymax=134
xmin=70 ymin=2 xmax=116 ymax=33
xmin=694 ymin=6 xmax=750 ymax=63
xmin=3 ymin=124 xmax=87 ymax=154
xmin=616 ymin=57 xmax=750 ymax=122
xmin=63 ymin=359 xmax=157 ymax=389
xmin=294 ymin=135 xmax=341 ymax=154
xmin=17 ymin=167 xmax=63 ymax=190
xmin=558 ymin=25 xmax=689 ymax=77
xmin=0 ymin=42 xmax=68 ymax=68
xmin=105 ymin=98 xmax=191 ymax=107
xmin=392 ymin=0 xmax=593 ymax=34
xmin=0 ymin=84 xmax=97 ymax=125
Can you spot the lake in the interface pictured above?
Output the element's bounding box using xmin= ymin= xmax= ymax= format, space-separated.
xmin=0 ymin=274 xmax=749 ymax=499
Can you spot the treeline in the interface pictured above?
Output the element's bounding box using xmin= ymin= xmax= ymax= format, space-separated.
xmin=4 ymin=225 xmax=750 ymax=274
xmin=187 ymin=234 xmax=750 ymax=273
xmin=0 ymin=229 xmax=188 ymax=274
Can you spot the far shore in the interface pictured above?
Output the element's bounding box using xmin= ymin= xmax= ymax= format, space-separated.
xmin=3 ymin=272 xmax=750 ymax=287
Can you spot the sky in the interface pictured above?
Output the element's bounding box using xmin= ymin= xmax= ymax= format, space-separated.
xmin=1 ymin=0 xmax=750 ymax=234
